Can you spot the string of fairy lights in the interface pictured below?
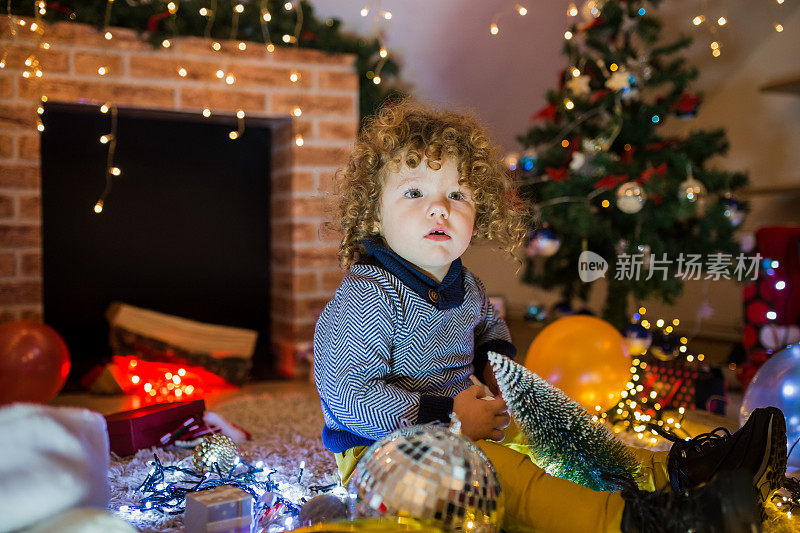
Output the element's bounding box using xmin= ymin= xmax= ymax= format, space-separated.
xmin=359 ymin=1 xmax=392 ymax=85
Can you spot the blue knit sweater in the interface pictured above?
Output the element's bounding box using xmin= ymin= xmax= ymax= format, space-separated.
xmin=313 ymin=238 xmax=516 ymax=453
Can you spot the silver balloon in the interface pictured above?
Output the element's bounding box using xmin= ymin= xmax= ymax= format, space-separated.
xmin=616 ymin=182 xmax=645 ymax=214
xmin=740 ymin=344 xmax=800 ymax=468
xmin=348 ymin=424 xmax=503 ymax=531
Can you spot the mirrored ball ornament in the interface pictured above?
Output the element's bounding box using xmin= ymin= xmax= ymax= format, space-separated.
xmin=740 ymin=344 xmax=800 ymax=468
xmin=192 ymin=434 xmax=240 ymax=473
xmin=616 ymin=182 xmax=645 ymax=214
xmin=678 ymin=177 xmax=707 ymax=208
xmin=348 ymin=424 xmax=504 ymax=532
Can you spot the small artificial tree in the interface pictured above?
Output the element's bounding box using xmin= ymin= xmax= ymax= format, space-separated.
xmin=515 ymin=0 xmax=747 ymax=329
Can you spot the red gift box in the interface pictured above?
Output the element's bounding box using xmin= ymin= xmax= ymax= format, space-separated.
xmin=105 ymin=399 xmax=205 ymax=456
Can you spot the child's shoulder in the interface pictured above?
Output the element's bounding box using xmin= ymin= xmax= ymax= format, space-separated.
xmin=336 ymin=262 xmax=405 ymax=301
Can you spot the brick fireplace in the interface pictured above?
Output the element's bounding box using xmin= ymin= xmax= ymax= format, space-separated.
xmin=0 ymin=19 xmax=355 ymax=377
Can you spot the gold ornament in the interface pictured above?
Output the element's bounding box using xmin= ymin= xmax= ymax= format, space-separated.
xmin=193 ymin=434 xmax=240 ymax=473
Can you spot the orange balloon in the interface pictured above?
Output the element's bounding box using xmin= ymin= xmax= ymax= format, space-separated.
xmin=525 ymin=316 xmax=630 ymax=412
xmin=0 ymin=321 xmax=70 ymax=406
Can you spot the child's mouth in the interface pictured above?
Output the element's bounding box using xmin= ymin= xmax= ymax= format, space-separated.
xmin=426 ymin=230 xmax=450 ymax=241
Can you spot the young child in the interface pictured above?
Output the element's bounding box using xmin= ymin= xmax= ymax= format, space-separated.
xmin=313 ymin=98 xmax=786 ymax=532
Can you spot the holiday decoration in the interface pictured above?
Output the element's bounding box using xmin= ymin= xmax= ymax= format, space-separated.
xmin=524 ymin=303 xmax=547 ymax=322
xmin=517 ymin=0 xmax=748 ymax=329
xmin=298 ymin=494 xmax=349 ymax=527
xmin=615 ymin=181 xmax=646 ymax=214
xmin=519 ymin=148 xmax=539 ymax=173
xmin=488 ymin=352 xmax=640 ymax=492
xmin=0 ymin=321 xmax=70 ymax=405
xmin=622 ymin=323 xmax=652 ymax=356
xmin=193 ymin=434 xmax=241 ymax=474
xmin=524 ymin=316 xmax=630 ymax=411
xmin=184 ymin=485 xmax=253 ymax=533
xmin=649 ymin=327 xmax=681 ymax=362
xmin=105 ymin=400 xmax=206 ymax=456
xmin=526 ymin=228 xmax=561 ymax=257
xmin=740 ymin=344 xmax=800 ymax=468
xmin=721 ymin=196 xmax=744 ymax=227
xmin=348 ymin=424 xmax=503 ymax=531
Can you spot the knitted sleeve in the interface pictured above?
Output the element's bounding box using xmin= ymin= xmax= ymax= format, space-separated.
xmin=314 ymin=272 xmax=446 ymax=440
xmin=471 ymin=273 xmax=517 ymax=378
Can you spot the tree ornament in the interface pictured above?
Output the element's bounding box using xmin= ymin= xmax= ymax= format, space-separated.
xmin=488 ymin=351 xmax=640 ymax=492
xmin=722 ymin=196 xmax=744 ymax=227
xmin=348 ymin=424 xmax=503 ymax=531
xmin=580 ymin=0 xmax=605 ymax=21
xmin=636 ymin=244 xmax=652 ymax=269
xmin=528 ymin=228 xmax=561 ymax=257
xmin=650 ymin=328 xmax=681 ymax=362
xmin=518 ymin=147 xmax=539 ymax=173
xmin=504 ymin=152 xmax=520 ymax=171
xmin=622 ymin=323 xmax=652 ymax=356
xmin=672 ymin=92 xmax=701 ymax=119
xmin=605 ymin=67 xmax=632 ymax=92
xmin=678 ymin=175 xmax=707 ymax=214
xmin=566 ymin=74 xmax=592 ymax=96
xmin=615 ymin=181 xmax=645 ymax=213
xmin=524 ymin=303 xmax=547 ymax=322
xmin=569 ymin=152 xmax=595 ymax=175
xmin=192 ymin=434 xmax=240 ymax=473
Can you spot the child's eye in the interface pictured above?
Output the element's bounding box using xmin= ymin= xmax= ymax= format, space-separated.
xmin=404 ymin=189 xmax=422 ymax=198
xmin=449 ymin=191 xmax=466 ymax=201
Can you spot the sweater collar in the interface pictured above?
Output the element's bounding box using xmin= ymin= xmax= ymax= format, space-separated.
xmin=360 ymin=236 xmax=464 ymax=310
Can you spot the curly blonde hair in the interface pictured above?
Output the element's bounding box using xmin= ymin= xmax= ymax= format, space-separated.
xmin=332 ymin=98 xmax=527 ymax=269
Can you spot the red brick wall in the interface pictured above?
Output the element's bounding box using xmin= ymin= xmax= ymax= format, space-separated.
xmin=0 ymin=19 xmax=356 ymax=375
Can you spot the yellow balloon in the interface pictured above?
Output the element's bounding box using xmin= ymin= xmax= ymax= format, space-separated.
xmin=525 ymin=315 xmax=630 ymax=412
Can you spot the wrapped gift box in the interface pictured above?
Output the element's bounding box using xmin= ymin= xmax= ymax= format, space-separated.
xmin=185 ymin=485 xmax=253 ymax=533
xmin=105 ymin=399 xmax=205 ymax=456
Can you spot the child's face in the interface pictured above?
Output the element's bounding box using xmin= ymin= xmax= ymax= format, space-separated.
xmin=378 ymin=156 xmax=476 ymax=283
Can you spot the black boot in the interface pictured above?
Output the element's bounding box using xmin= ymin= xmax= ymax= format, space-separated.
xmin=659 ymin=406 xmax=787 ymax=506
xmin=619 ymin=469 xmax=761 ymax=533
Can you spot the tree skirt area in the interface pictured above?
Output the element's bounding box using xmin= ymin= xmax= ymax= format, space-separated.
xmin=106 ymin=388 xmax=800 ymax=532
xmin=108 ymin=388 xmax=339 ymax=532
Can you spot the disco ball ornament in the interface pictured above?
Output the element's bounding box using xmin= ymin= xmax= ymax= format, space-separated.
xmin=650 ymin=328 xmax=681 ymax=362
xmin=348 ymin=424 xmax=503 ymax=532
xmin=528 ymin=228 xmax=561 ymax=257
xmin=721 ymin=196 xmax=744 ymax=227
xmin=299 ymin=494 xmax=348 ymax=527
xmin=192 ymin=434 xmax=240 ymax=473
xmin=622 ymin=323 xmax=652 ymax=356
xmin=616 ymin=181 xmax=645 ymax=214
xmin=740 ymin=344 xmax=800 ymax=468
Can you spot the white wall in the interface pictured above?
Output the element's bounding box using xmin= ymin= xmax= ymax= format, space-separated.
xmin=311 ymin=0 xmax=800 ymax=337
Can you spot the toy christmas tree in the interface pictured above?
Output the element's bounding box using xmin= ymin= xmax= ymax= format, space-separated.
xmin=489 ymin=352 xmax=640 ymax=492
xmin=515 ymin=0 xmax=747 ymax=329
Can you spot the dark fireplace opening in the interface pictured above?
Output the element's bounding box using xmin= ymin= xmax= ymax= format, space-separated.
xmin=41 ymin=103 xmax=276 ymax=389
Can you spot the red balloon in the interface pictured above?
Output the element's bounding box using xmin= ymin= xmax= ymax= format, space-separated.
xmin=0 ymin=321 xmax=70 ymax=405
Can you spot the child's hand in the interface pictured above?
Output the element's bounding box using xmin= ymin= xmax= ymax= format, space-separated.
xmin=481 ymin=365 xmax=501 ymax=397
xmin=453 ymin=385 xmax=510 ymax=442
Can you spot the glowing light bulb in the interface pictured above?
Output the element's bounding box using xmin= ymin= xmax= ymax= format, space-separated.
xmin=100 ymin=104 xmax=110 ymax=113
xmin=360 ymin=7 xmax=369 ymax=16
xmin=178 ymin=67 xmax=187 ymax=77
xmin=490 ymin=24 xmax=499 ymax=35
xmin=162 ymin=39 xmax=171 ymax=48
xmin=776 ymin=281 xmax=786 ymax=290
xmin=564 ymin=30 xmax=573 ymax=39
xmin=379 ymin=48 xmax=388 ymax=58
xmin=216 ymin=69 xmax=225 ymax=79
xmin=41 ymin=42 xmax=50 ymax=50
xmin=202 ymin=108 xmax=211 ymax=117
xmin=561 ymin=139 xmax=569 ymax=148
xmin=571 ymin=68 xmax=580 ymax=77
xmin=284 ymin=1 xmax=293 ymax=10
xmin=775 ymin=24 xmax=784 ymax=32
xmin=235 ymin=3 xmax=244 ymax=13
xmin=144 ymin=382 xmax=152 ymax=392
xmin=200 ymin=7 xmax=208 ymax=16
xmin=100 ymin=134 xmax=112 ymax=144
xmin=98 ymin=66 xmax=108 ymax=75
xmin=601 ymin=200 xmax=610 ymax=208
xmin=282 ymin=34 xmax=292 ymax=43
xmin=36 ymin=121 xmax=44 ymax=132
xmin=37 ymin=106 xmax=44 ymax=114
xmin=767 ymin=311 xmax=778 ymax=320
xmin=167 ymin=2 xmax=177 ymax=14
xmin=610 ymin=63 xmax=618 ymax=71
xmin=710 ymin=41 xmax=720 ymax=49
xmin=712 ymin=49 xmax=721 ymax=57
xmin=263 ymin=11 xmax=271 ymax=21
xmin=517 ymin=5 xmax=527 ymax=16
xmin=229 ymin=131 xmax=239 ymax=140
xmin=717 ymin=17 xmax=726 ymax=25
xmin=568 ymin=3 xmax=578 ymax=16
xmin=564 ymin=99 xmax=574 ymax=109
xmin=373 ymin=76 xmax=381 ymax=84
xmin=292 ymin=106 xmax=302 ymax=117
xmin=692 ymin=15 xmax=704 ymax=26
xmin=110 ymin=167 xmax=121 ymax=176
xmin=289 ymin=71 xmax=299 ymax=82
xmin=236 ymin=109 xmax=245 ymax=119
xmin=295 ymin=134 xmax=304 ymax=146
xmin=238 ymin=42 xmax=247 ymax=50
xmin=30 ymin=22 xmax=38 ymax=31
xmin=132 ymin=375 xmax=140 ymax=384
xmin=105 ymin=31 xmax=113 ymax=40
xmin=225 ymin=74 xmax=235 ymax=84
xmin=178 ymin=368 xmax=186 ymax=376
xmin=212 ymin=42 xmax=221 ymax=51
xmin=383 ymin=11 xmax=392 ymax=19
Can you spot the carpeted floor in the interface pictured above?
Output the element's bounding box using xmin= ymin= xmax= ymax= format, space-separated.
xmin=103 ymin=386 xmax=800 ymax=532
xmin=107 ymin=388 xmax=338 ymax=532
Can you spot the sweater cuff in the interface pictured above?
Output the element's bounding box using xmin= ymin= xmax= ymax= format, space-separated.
xmin=474 ymin=339 xmax=517 ymax=379
xmin=416 ymin=395 xmax=454 ymax=425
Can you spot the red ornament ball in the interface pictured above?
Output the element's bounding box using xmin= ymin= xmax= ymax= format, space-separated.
xmin=0 ymin=321 xmax=70 ymax=406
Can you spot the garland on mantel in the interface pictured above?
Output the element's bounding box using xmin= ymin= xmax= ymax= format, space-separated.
xmin=3 ymin=0 xmax=406 ymax=120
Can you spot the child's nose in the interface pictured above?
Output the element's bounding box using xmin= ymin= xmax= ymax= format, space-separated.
xmin=428 ymin=199 xmax=449 ymax=219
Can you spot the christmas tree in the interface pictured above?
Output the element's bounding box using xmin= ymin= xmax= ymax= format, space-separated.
xmin=489 ymin=352 xmax=640 ymax=492
xmin=515 ymin=0 xmax=747 ymax=329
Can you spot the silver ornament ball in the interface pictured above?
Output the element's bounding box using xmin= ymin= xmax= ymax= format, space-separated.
xmin=616 ymin=181 xmax=645 ymax=214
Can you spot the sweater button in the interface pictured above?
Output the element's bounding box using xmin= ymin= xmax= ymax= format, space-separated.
xmin=428 ymin=289 xmax=439 ymax=302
